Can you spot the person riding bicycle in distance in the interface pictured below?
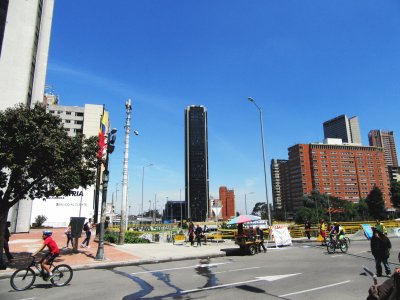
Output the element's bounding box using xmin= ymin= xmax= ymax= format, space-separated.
xmin=31 ymin=230 xmax=60 ymax=279
xmin=329 ymin=222 xmax=345 ymax=242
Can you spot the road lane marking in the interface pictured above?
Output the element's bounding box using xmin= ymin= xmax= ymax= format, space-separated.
xmin=131 ymin=262 xmax=229 ymax=275
xmin=181 ymin=273 xmax=302 ymax=294
xmin=256 ymin=273 xmax=301 ymax=281
xmin=214 ymin=266 xmax=261 ymax=274
xmin=279 ymin=280 xmax=351 ymax=297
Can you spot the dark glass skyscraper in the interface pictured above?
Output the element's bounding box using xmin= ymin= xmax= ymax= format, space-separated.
xmin=185 ymin=105 xmax=209 ymax=222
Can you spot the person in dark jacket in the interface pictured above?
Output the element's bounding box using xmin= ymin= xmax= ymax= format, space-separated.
xmin=256 ymin=226 xmax=267 ymax=253
xmin=304 ymin=221 xmax=311 ymax=240
xmin=195 ymin=225 xmax=203 ymax=247
xmin=4 ymin=221 xmax=13 ymax=261
xmin=371 ymin=227 xmax=392 ymax=277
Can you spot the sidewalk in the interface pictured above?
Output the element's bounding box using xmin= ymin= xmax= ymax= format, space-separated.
xmin=0 ymin=228 xmax=239 ymax=279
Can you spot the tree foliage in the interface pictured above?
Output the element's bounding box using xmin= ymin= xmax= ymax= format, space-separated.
xmin=0 ymin=104 xmax=98 ymax=265
xmin=251 ymin=202 xmax=267 ymax=219
xmin=366 ymin=186 xmax=386 ymax=219
xmin=296 ymin=190 xmax=372 ymax=224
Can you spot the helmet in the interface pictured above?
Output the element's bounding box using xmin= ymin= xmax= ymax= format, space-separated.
xmin=42 ymin=230 xmax=52 ymax=237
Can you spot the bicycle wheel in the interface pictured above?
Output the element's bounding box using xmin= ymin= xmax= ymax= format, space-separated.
xmin=10 ymin=268 xmax=36 ymax=291
xmin=51 ymin=264 xmax=73 ymax=287
xmin=327 ymin=241 xmax=336 ymax=254
xmin=340 ymin=241 xmax=348 ymax=253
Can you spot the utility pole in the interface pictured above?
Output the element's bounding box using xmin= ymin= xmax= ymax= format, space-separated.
xmin=118 ymin=99 xmax=132 ymax=245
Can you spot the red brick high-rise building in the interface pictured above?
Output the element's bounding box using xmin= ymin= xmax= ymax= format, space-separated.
xmin=280 ymin=140 xmax=391 ymax=213
xmin=219 ymin=187 xmax=235 ymax=220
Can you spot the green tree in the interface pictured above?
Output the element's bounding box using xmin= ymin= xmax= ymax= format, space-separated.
xmin=251 ymin=202 xmax=267 ymax=219
xmin=355 ymin=198 xmax=370 ymax=221
xmin=366 ymin=186 xmax=386 ymax=219
xmin=301 ymin=190 xmax=327 ymax=223
xmin=0 ymin=104 xmax=98 ymax=266
xmin=391 ymin=181 xmax=400 ymax=207
xmin=295 ymin=207 xmax=316 ymax=224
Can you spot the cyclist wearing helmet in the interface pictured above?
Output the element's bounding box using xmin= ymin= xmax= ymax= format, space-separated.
xmin=329 ymin=222 xmax=345 ymax=241
xmin=31 ymin=230 xmax=60 ymax=279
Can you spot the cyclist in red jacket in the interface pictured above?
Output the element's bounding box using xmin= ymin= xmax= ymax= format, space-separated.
xmin=31 ymin=230 xmax=60 ymax=278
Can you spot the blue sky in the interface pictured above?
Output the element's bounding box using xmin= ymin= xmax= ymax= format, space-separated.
xmin=46 ymin=1 xmax=400 ymax=216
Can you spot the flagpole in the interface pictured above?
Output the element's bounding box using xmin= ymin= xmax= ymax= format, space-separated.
xmin=93 ymin=104 xmax=105 ymax=224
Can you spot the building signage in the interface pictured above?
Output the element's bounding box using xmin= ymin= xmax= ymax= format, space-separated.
xmin=31 ymin=186 xmax=96 ymax=228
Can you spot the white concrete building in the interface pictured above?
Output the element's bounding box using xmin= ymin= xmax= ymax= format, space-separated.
xmin=1 ymin=0 xmax=55 ymax=232
xmin=0 ymin=0 xmax=54 ymax=109
xmin=29 ymin=103 xmax=107 ymax=228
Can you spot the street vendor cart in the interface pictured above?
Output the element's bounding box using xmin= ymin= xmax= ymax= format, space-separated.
xmin=228 ymin=215 xmax=263 ymax=255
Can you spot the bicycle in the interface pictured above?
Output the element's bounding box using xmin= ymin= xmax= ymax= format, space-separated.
xmin=343 ymin=236 xmax=351 ymax=245
xmin=10 ymin=256 xmax=73 ymax=291
xmin=326 ymin=235 xmax=348 ymax=254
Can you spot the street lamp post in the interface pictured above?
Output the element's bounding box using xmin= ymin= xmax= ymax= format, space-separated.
xmin=245 ymin=192 xmax=254 ymax=215
xmin=96 ymin=128 xmax=117 ymax=260
xmin=247 ymin=97 xmax=272 ymax=226
xmin=140 ymin=163 xmax=153 ymax=227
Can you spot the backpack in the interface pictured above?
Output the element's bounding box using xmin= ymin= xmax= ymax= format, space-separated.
xmin=83 ymin=222 xmax=89 ymax=231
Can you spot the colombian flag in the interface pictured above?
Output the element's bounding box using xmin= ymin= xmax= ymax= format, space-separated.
xmin=97 ymin=111 xmax=108 ymax=159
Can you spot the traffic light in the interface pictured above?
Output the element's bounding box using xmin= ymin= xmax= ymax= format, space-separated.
xmin=107 ymin=128 xmax=117 ymax=154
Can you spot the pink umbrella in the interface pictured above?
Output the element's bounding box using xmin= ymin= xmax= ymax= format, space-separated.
xmin=227 ymin=214 xmax=261 ymax=225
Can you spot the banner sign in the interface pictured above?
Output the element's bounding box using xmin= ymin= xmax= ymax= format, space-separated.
xmin=362 ymin=224 xmax=373 ymax=240
xmin=270 ymin=225 xmax=292 ymax=246
xmin=393 ymin=228 xmax=400 ymax=238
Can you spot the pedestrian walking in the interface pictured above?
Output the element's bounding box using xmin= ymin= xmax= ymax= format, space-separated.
xmin=318 ymin=219 xmax=327 ymax=246
xmin=81 ymin=218 xmax=94 ymax=248
xmin=371 ymin=227 xmax=392 ymax=277
xmin=4 ymin=221 xmax=13 ymax=261
xmin=304 ymin=221 xmax=311 ymax=240
xmin=195 ymin=224 xmax=203 ymax=247
xmin=65 ymin=223 xmax=73 ymax=248
xmin=256 ymin=226 xmax=267 ymax=253
xmin=188 ymin=222 xmax=195 ymax=246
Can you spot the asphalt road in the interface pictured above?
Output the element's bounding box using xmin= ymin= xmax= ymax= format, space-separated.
xmin=1 ymin=239 xmax=400 ymax=300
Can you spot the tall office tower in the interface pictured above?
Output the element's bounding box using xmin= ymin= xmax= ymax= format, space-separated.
xmin=0 ymin=0 xmax=54 ymax=110
xmin=281 ymin=140 xmax=390 ymax=213
xmin=11 ymin=102 xmax=107 ymax=231
xmin=185 ymin=105 xmax=209 ymax=222
xmin=219 ymin=187 xmax=235 ymax=220
xmin=368 ymin=130 xmax=398 ymax=167
xmin=323 ymin=115 xmax=362 ymax=144
xmin=270 ymin=159 xmax=288 ymax=210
